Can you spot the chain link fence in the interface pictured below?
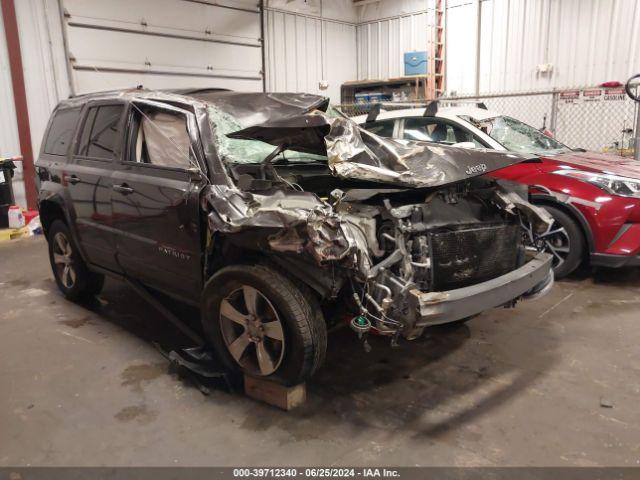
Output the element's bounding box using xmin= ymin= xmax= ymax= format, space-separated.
xmin=337 ymin=86 xmax=640 ymax=158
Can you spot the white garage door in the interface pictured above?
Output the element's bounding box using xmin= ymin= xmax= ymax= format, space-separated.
xmin=61 ymin=0 xmax=264 ymax=94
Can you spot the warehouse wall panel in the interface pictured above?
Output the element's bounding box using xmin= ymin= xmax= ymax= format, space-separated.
xmin=264 ymin=8 xmax=357 ymax=102
xmin=0 ymin=9 xmax=20 ymax=159
xmin=72 ymin=70 xmax=264 ymax=94
xmin=0 ymin=0 xmax=68 ymax=162
xmin=4 ymin=0 xmax=640 ymax=182
xmin=445 ymin=1 xmax=476 ymax=94
xmin=450 ymin=0 xmax=640 ymax=94
xmin=356 ymin=1 xmax=429 ymax=81
xmin=358 ymin=0 xmax=640 ymax=95
xmin=0 ymin=0 xmax=68 ymax=207
xmin=63 ymin=0 xmax=262 ymax=45
xmin=357 ymin=12 xmax=429 ymax=80
xmin=357 ymin=0 xmax=428 ymax=23
xmin=266 ymin=0 xmax=358 ymax=23
xmin=62 ymin=0 xmax=263 ymax=94
xmin=16 ymin=0 xmax=69 ymax=157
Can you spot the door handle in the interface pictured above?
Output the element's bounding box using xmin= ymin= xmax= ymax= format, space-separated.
xmin=67 ymin=174 xmax=81 ymax=185
xmin=113 ymin=183 xmax=134 ymax=195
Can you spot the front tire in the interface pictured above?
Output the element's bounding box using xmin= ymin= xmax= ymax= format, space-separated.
xmin=202 ymin=265 xmax=327 ymax=386
xmin=538 ymin=206 xmax=584 ymax=279
xmin=47 ymin=220 xmax=104 ymax=300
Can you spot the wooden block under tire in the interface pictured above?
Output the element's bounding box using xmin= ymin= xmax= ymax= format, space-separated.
xmin=244 ymin=375 xmax=306 ymax=410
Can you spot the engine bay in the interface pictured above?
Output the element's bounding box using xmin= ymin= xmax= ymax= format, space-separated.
xmin=208 ymin=159 xmax=549 ymax=342
xmin=203 ymin=101 xmax=553 ymax=344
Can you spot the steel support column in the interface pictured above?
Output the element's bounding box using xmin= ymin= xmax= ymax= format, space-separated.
xmin=260 ymin=0 xmax=266 ymax=92
xmin=474 ymin=0 xmax=482 ymax=95
xmin=1 ymin=0 xmax=37 ymax=210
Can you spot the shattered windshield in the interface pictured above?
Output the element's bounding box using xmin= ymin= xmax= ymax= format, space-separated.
xmin=464 ymin=115 xmax=572 ymax=155
xmin=207 ymin=104 xmax=326 ymax=164
xmin=203 ymin=92 xmax=529 ymax=189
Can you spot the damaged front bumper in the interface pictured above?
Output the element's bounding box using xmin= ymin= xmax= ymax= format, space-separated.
xmin=409 ymin=251 xmax=553 ymax=328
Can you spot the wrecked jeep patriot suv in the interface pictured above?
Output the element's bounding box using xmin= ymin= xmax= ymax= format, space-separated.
xmin=36 ymin=89 xmax=553 ymax=385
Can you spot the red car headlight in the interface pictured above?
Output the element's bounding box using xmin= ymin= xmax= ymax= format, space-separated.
xmin=552 ymin=169 xmax=640 ymax=198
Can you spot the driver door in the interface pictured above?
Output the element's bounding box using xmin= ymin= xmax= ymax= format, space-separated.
xmin=110 ymin=100 xmax=207 ymax=304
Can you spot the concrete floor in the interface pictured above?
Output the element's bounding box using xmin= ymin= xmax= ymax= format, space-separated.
xmin=1 ymin=236 xmax=640 ymax=467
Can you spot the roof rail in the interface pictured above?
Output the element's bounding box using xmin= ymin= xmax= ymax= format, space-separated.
xmin=68 ymin=87 xmax=139 ymax=99
xmin=167 ymin=88 xmax=232 ymax=95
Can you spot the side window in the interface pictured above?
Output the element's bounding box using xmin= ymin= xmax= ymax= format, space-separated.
xmin=403 ymin=118 xmax=475 ymax=145
xmin=77 ymin=105 xmax=124 ymax=160
xmin=43 ymin=108 xmax=82 ymax=156
xmin=471 ymin=136 xmax=485 ymax=148
xmin=128 ymin=107 xmax=193 ymax=169
xmin=363 ymin=119 xmax=395 ymax=138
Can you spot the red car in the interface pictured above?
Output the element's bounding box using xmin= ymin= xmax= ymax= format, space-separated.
xmin=356 ymin=105 xmax=640 ymax=278
xmin=496 ymin=150 xmax=640 ymax=277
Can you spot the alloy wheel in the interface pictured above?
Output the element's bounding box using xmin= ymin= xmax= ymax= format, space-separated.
xmin=537 ymin=220 xmax=571 ymax=268
xmin=52 ymin=232 xmax=77 ymax=289
xmin=218 ymin=285 xmax=285 ymax=376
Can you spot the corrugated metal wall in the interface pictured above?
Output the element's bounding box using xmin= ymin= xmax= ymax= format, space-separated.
xmin=264 ymin=7 xmax=357 ymax=102
xmin=0 ymin=7 xmax=20 ymax=160
xmin=2 ymin=0 xmax=71 ymax=160
xmin=358 ymin=0 xmax=640 ymax=95
xmin=1 ymin=0 xmax=264 ymax=208
xmin=17 ymin=0 xmax=69 ymax=158
xmin=62 ymin=0 xmax=263 ymax=94
xmin=452 ymin=0 xmax=640 ymax=94
xmin=355 ymin=0 xmax=441 ymax=83
xmin=3 ymin=0 xmax=640 ymax=168
xmin=1 ymin=0 xmax=69 ymax=208
xmin=356 ymin=10 xmax=430 ymax=80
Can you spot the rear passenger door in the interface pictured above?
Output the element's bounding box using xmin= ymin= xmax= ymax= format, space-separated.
xmin=110 ymin=100 xmax=205 ymax=303
xmin=37 ymin=106 xmax=82 ymax=196
xmin=65 ymin=102 xmax=124 ymax=273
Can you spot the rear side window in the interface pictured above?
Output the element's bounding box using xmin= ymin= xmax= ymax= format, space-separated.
xmin=403 ymin=117 xmax=478 ymax=145
xmin=43 ymin=108 xmax=82 ymax=156
xmin=363 ymin=119 xmax=395 ymax=138
xmin=77 ymin=105 xmax=124 ymax=160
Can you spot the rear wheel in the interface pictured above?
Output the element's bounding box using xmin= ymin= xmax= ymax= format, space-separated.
xmin=202 ymin=265 xmax=327 ymax=386
xmin=47 ymin=220 xmax=104 ymax=300
xmin=536 ymin=206 xmax=584 ymax=279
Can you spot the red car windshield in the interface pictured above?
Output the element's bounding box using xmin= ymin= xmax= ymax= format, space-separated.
xmin=463 ymin=115 xmax=572 ymax=155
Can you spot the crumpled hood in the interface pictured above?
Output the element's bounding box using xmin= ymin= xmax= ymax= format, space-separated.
xmin=229 ymin=112 xmax=533 ymax=188
xmin=548 ymin=151 xmax=640 ymax=179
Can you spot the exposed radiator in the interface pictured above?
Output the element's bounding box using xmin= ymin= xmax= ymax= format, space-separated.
xmin=429 ymin=223 xmax=520 ymax=291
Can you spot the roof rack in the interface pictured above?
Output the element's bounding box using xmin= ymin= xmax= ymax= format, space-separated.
xmin=357 ymin=98 xmax=489 ymax=122
xmin=167 ymin=88 xmax=232 ymax=95
xmin=365 ymin=104 xmax=382 ymax=123
xmin=423 ymin=100 xmax=438 ymax=116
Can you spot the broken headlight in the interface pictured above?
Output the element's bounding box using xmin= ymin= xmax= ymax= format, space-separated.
xmin=553 ymin=169 xmax=640 ymax=198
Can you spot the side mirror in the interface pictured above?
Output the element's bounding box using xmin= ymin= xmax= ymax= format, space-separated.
xmin=452 ymin=141 xmax=476 ymax=149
